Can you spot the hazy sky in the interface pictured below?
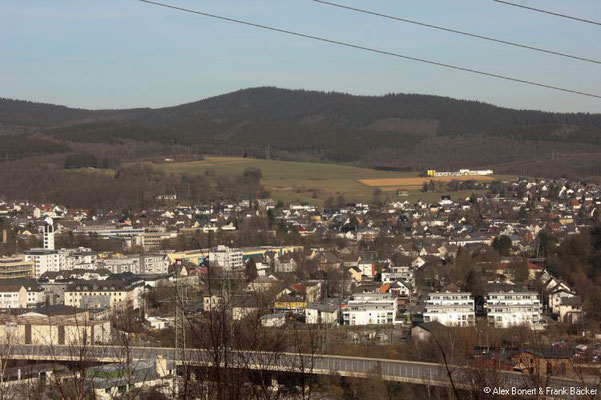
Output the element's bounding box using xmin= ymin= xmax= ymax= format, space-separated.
xmin=2 ymin=0 xmax=600 ymax=112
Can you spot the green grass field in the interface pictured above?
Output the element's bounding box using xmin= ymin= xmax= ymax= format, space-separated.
xmin=155 ymin=156 xmax=405 ymax=204
xmin=141 ymin=156 xmax=501 ymax=205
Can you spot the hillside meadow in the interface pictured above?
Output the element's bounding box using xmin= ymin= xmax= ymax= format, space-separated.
xmin=134 ymin=156 xmax=494 ymax=205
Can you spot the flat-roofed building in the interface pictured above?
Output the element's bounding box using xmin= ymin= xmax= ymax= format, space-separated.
xmin=209 ymin=245 xmax=243 ymax=272
xmin=24 ymin=249 xmax=60 ymax=278
xmin=0 ymin=257 xmax=34 ymax=279
xmin=342 ymin=293 xmax=396 ymax=326
xmin=142 ymin=232 xmax=177 ymax=251
xmin=140 ymin=254 xmax=170 ymax=274
xmin=97 ymin=257 xmax=141 ymax=275
xmin=423 ymin=291 xmax=475 ymax=327
xmin=486 ymin=291 xmax=544 ymax=330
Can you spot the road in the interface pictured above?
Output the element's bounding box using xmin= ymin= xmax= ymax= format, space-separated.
xmin=1 ymin=345 xmax=598 ymax=398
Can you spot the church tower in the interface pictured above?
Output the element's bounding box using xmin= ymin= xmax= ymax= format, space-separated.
xmin=43 ymin=217 xmax=55 ymax=250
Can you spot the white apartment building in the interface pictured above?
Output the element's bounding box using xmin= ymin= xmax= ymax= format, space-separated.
xmin=73 ymin=225 xmax=145 ymax=238
xmin=98 ymin=257 xmax=141 ymax=275
xmin=342 ymin=293 xmax=396 ymax=326
xmin=486 ymin=291 xmax=544 ymax=330
xmin=58 ymin=248 xmax=97 ymax=270
xmin=423 ymin=291 xmax=475 ymax=327
xmin=24 ymin=249 xmax=60 ymax=277
xmin=382 ymin=268 xmax=415 ymax=289
xmin=140 ymin=254 xmax=170 ymax=275
xmin=209 ymin=245 xmax=243 ymax=271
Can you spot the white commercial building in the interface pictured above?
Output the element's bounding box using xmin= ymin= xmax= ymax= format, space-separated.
xmin=423 ymin=292 xmax=475 ymax=327
xmin=342 ymin=293 xmax=396 ymax=326
xmin=486 ymin=291 xmax=544 ymax=329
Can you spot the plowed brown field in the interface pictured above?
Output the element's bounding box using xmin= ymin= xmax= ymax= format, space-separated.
xmin=360 ymin=175 xmax=494 ymax=187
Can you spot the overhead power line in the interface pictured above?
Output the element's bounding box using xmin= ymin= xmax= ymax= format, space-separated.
xmin=314 ymin=0 xmax=601 ymax=65
xmin=492 ymin=0 xmax=601 ymax=26
xmin=139 ymin=0 xmax=601 ymax=99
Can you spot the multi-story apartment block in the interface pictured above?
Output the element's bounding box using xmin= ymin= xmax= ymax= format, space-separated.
xmin=390 ymin=265 xmax=415 ymax=287
xmin=342 ymin=293 xmax=396 ymax=326
xmin=73 ymin=225 xmax=145 ymax=238
xmin=423 ymin=291 xmax=475 ymax=327
xmin=140 ymin=254 xmax=170 ymax=275
xmin=64 ymin=280 xmax=142 ymax=311
xmin=142 ymin=232 xmax=177 ymax=251
xmin=209 ymin=245 xmax=243 ymax=271
xmin=58 ymin=248 xmax=97 ymax=270
xmin=0 ymin=257 xmax=34 ymax=279
xmin=486 ymin=291 xmax=544 ymax=329
xmin=24 ymin=249 xmax=60 ymax=277
xmin=98 ymin=257 xmax=141 ymax=275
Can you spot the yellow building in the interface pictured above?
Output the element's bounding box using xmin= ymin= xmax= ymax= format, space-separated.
xmin=142 ymin=232 xmax=178 ymax=251
xmin=274 ymin=295 xmax=307 ymax=313
xmin=166 ymin=250 xmax=207 ymax=266
xmin=64 ymin=280 xmax=142 ymax=311
xmin=0 ymin=257 xmax=34 ymax=279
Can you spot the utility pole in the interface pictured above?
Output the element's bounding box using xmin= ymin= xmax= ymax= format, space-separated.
xmin=321 ymin=276 xmax=329 ymax=352
xmin=173 ymin=264 xmax=187 ymax=397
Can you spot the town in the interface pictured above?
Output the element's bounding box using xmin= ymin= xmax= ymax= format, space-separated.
xmin=0 ymin=173 xmax=599 ymax=398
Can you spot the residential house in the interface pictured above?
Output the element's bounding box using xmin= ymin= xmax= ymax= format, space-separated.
xmin=511 ymin=348 xmax=573 ymax=375
xmin=231 ymin=296 xmax=260 ymax=321
xmin=305 ymin=303 xmax=338 ymax=325
xmin=274 ymin=253 xmax=298 ymax=273
xmin=0 ymin=285 xmax=27 ymax=309
xmin=558 ymin=296 xmax=582 ymax=324
xmin=410 ymin=321 xmax=447 ymax=342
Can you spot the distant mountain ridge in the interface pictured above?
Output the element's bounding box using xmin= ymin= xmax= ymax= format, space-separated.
xmin=2 ymin=87 xmax=601 ymax=177
xmin=3 ymin=87 xmax=601 ymax=130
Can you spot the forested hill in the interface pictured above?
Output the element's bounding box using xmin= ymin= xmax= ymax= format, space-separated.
xmin=2 ymin=87 xmax=601 ymax=177
xmin=133 ymin=87 xmax=601 ymax=135
xmin=3 ymin=87 xmax=601 ymax=132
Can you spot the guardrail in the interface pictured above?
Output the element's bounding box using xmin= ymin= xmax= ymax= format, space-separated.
xmin=1 ymin=344 xmax=598 ymax=397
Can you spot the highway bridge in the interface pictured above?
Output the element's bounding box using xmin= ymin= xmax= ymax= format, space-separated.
xmin=1 ymin=345 xmax=598 ymax=399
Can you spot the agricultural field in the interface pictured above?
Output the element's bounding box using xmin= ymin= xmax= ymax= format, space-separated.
xmin=360 ymin=175 xmax=495 ymax=191
xmin=142 ymin=156 xmax=501 ymax=205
